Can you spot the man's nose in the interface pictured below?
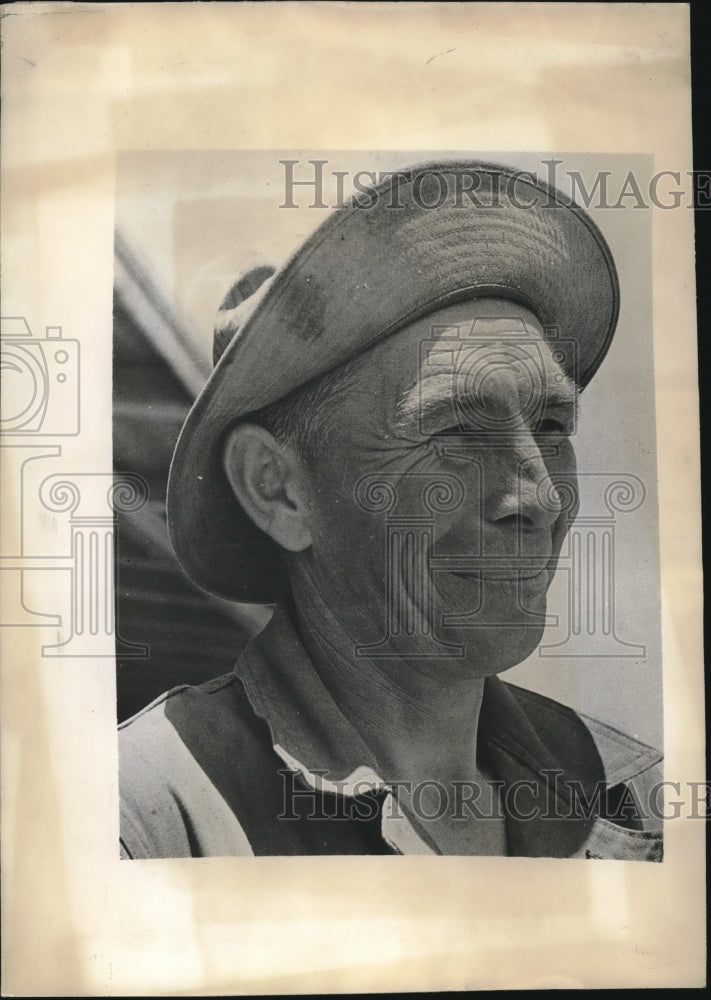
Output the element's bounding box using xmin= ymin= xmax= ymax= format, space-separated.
xmin=487 ymin=441 xmax=562 ymax=533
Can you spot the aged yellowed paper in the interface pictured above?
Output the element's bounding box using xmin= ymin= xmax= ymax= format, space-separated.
xmin=1 ymin=2 xmax=704 ymax=993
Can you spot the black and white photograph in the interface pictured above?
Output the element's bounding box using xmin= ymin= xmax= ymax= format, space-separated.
xmin=115 ymin=152 xmax=665 ymax=861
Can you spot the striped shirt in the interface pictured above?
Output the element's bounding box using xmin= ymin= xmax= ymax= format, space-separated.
xmin=119 ymin=607 xmax=663 ymax=860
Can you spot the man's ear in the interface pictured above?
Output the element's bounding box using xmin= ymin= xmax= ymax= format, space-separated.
xmin=222 ymin=424 xmax=313 ymax=552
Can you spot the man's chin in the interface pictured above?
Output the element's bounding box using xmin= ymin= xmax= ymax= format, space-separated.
xmin=435 ymin=572 xmax=551 ymax=673
xmin=436 ymin=621 xmax=547 ymax=676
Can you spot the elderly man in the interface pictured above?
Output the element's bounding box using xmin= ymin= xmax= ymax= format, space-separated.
xmin=119 ymin=160 xmax=663 ymax=859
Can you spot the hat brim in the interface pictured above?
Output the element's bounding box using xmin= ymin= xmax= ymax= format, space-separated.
xmin=167 ymin=160 xmax=620 ymax=603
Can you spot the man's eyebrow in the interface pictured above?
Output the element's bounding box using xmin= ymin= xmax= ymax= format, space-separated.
xmin=395 ymin=375 xmax=456 ymax=433
xmin=395 ymin=367 xmax=579 ymax=434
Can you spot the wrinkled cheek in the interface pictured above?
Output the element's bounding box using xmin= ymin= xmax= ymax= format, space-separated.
xmin=306 ymin=445 xmax=485 ymax=593
xmin=307 ymin=491 xmax=391 ymax=593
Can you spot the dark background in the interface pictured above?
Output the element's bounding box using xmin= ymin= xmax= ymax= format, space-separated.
xmin=113 ymin=245 xmax=268 ymax=723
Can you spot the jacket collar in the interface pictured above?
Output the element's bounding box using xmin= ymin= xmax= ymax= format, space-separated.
xmin=235 ymin=606 xmax=654 ymax=857
xmin=238 ymin=605 xmax=383 ymax=794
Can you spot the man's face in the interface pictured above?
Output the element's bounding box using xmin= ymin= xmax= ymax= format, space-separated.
xmin=292 ymin=298 xmax=579 ymax=676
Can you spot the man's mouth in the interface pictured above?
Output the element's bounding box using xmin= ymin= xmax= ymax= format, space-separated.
xmin=448 ymin=564 xmax=551 ymax=583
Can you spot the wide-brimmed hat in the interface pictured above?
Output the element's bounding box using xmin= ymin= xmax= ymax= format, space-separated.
xmin=167 ymin=159 xmax=620 ymax=603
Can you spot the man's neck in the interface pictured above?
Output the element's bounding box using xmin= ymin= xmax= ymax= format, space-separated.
xmin=289 ymin=589 xmax=489 ymax=790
